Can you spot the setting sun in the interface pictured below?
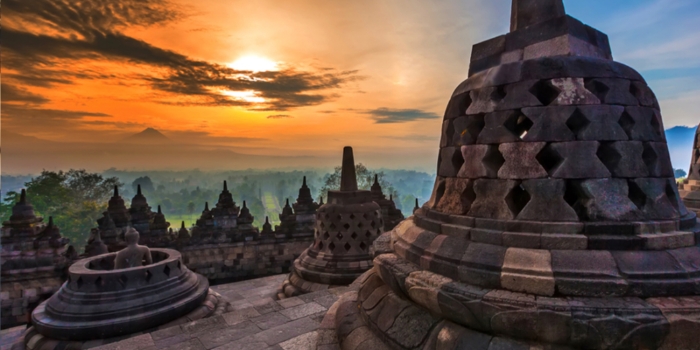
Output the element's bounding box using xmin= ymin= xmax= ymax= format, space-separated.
xmin=229 ymin=55 xmax=279 ymax=72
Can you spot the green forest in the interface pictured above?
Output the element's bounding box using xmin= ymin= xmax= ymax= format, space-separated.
xmin=1 ymin=167 xmax=435 ymax=252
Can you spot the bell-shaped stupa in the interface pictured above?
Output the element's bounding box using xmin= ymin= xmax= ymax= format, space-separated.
xmin=327 ymin=2 xmax=700 ymax=349
xmin=680 ymin=125 xmax=700 ymax=215
xmin=278 ymin=147 xmax=384 ymax=299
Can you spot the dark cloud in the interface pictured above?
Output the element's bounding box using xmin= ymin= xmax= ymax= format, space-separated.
xmin=163 ymin=130 xmax=268 ymax=143
xmin=1 ymin=104 xmax=110 ymax=130
xmin=267 ymin=115 xmax=294 ymax=119
xmin=2 ymin=83 xmax=50 ymax=104
xmin=2 ymin=0 xmax=358 ymax=112
xmin=364 ymin=108 xmax=440 ymax=124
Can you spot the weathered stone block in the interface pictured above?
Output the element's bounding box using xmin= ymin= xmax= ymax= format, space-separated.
xmin=578 ymin=178 xmax=641 ymax=221
xmin=551 ymin=78 xmax=600 ymax=105
xmin=545 ymin=141 xmax=611 ymax=179
xmin=501 ymin=248 xmax=555 ymax=296
xmin=436 ymin=178 xmax=475 ymax=215
xmin=572 ymin=105 xmax=628 ymax=141
xmin=468 ymin=179 xmax=519 ymax=220
xmin=597 ymin=141 xmax=648 ymax=178
xmin=550 ymin=250 xmax=628 ymax=297
xmin=521 ymin=106 xmax=576 ymax=142
xmin=459 ymin=243 xmax=508 ymax=289
xmin=438 ymin=147 xmax=464 ymax=177
xmin=498 ymin=142 xmax=548 ymax=179
xmin=517 ymin=179 xmax=579 ymax=221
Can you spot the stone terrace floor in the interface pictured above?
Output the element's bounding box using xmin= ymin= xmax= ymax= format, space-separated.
xmin=0 ymin=274 xmax=347 ymax=350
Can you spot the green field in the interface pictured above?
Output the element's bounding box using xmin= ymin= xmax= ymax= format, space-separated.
xmin=263 ymin=192 xmax=282 ymax=226
xmin=167 ymin=214 xmax=198 ymax=229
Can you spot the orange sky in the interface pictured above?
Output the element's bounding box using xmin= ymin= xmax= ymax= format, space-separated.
xmin=2 ymin=0 xmax=698 ymax=174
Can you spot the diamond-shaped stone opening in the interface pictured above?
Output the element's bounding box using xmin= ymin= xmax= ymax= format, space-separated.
xmin=337 ymin=232 xmax=344 ymax=240
xmin=629 ymin=81 xmax=643 ymax=103
xmin=584 ymin=78 xmax=610 ymax=102
xmin=515 ymin=114 xmax=534 ymax=140
xmin=366 ymin=230 xmax=372 ymax=238
xmin=454 ymin=92 xmax=473 ymax=115
xmin=642 ymin=143 xmax=659 ymax=172
xmin=483 ymin=145 xmax=506 ymax=175
xmin=164 ymin=265 xmax=171 ymax=277
xmin=343 ymin=223 xmax=350 ymax=230
xmin=322 ymin=232 xmax=330 ymax=240
xmin=490 ymin=85 xmax=507 ymax=102
xmin=564 ymin=181 xmax=585 ymax=220
xmin=357 ymin=222 xmax=364 ymax=229
xmin=536 ymin=145 xmax=563 ymax=174
xmin=349 ymin=214 xmax=355 ymax=220
xmin=328 ymin=242 xmax=336 ymax=252
xmin=145 ymin=270 xmax=153 ymax=282
xmin=451 ymin=149 xmax=465 ymax=174
xmin=465 ymin=114 xmax=486 ymax=142
xmin=529 ymin=80 xmax=560 ymax=106
xmin=117 ymin=274 xmax=127 ymax=287
xmin=76 ymin=276 xmax=84 ymax=289
xmin=628 ymin=181 xmax=648 ymax=210
xmin=360 ymin=242 xmax=368 ymax=251
xmin=344 ymin=242 xmax=352 ymax=251
xmin=95 ymin=276 xmax=103 ymax=287
xmin=330 ymin=223 xmax=337 ymax=230
xmin=460 ymin=181 xmax=477 ymax=214
xmin=351 ymin=232 xmax=358 ymax=240
xmin=177 ymin=261 xmax=181 ymax=270
xmin=566 ymin=108 xmax=590 ymax=137
xmin=336 ymin=214 xmax=342 ymax=221
xmin=320 ymin=222 xmax=325 ymax=229
xmin=370 ymin=221 xmax=376 ymax=228
xmin=444 ymin=120 xmax=456 ymax=145
xmin=432 ymin=179 xmax=446 ymax=209
xmin=665 ymin=182 xmax=681 ymax=212
xmin=506 ymin=183 xmax=531 ymax=217
xmin=618 ymin=111 xmax=635 ymax=139
xmin=318 ymin=241 xmax=324 ymax=250
xmin=596 ymin=142 xmax=621 ymax=174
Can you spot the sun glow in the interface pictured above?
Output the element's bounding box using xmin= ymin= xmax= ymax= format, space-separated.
xmin=220 ymin=89 xmax=266 ymax=103
xmin=229 ymin=55 xmax=279 ymax=72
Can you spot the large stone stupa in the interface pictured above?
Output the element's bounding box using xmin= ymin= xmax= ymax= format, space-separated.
xmin=327 ymin=1 xmax=700 ymax=349
xmin=680 ymin=125 xmax=700 ymax=215
xmin=278 ymin=147 xmax=384 ymax=299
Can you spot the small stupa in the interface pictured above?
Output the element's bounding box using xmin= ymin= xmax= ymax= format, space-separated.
xmin=680 ymin=124 xmax=700 ymax=215
xmin=278 ymin=147 xmax=384 ymax=299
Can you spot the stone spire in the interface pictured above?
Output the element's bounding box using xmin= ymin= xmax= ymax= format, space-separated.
xmin=177 ymin=221 xmax=190 ymax=242
xmin=680 ymin=124 xmax=700 ymax=215
xmin=510 ymin=0 xmax=565 ymax=32
xmin=129 ymin=184 xmax=153 ymax=236
xmin=292 ymin=176 xmax=318 ymax=235
xmin=370 ymin=174 xmax=384 ymax=200
xmin=339 ymin=146 xmax=358 ymax=191
xmin=85 ymin=228 xmax=108 ymax=257
xmin=281 ymin=199 xmax=293 ymax=216
xmin=105 ymin=186 xmax=130 ymax=228
xmin=6 ymin=189 xmax=41 ymax=225
xmin=319 ymin=196 xmax=324 ymax=206
xmin=237 ymin=201 xmax=254 ymax=225
xmin=261 ymin=216 xmax=273 ymax=235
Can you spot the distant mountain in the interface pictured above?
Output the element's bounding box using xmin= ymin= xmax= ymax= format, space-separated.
xmin=665 ymin=125 xmax=698 ymax=172
xmin=124 ymin=128 xmax=170 ymax=144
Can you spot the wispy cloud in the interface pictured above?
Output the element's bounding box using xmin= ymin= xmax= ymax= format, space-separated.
xmin=267 ymin=115 xmax=294 ymax=119
xmin=364 ymin=108 xmax=440 ymax=124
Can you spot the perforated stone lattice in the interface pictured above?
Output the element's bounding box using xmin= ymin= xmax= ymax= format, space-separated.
xmin=435 ymin=75 xmax=683 ymax=222
xmin=313 ymin=210 xmax=383 ymax=254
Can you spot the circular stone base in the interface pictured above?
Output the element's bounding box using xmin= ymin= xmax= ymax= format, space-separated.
xmin=19 ymin=289 xmax=233 ymax=350
xmin=277 ymin=269 xmax=344 ymax=299
xmin=332 ymin=261 xmax=700 ymax=350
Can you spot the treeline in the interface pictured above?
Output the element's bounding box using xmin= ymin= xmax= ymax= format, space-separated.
xmin=1 ymin=167 xmax=435 ymax=253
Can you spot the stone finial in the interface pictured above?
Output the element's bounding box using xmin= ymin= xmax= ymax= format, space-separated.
xmin=414 ymin=198 xmax=420 ymax=212
xmin=137 ymin=184 xmax=142 ymax=195
xmin=204 ymin=202 xmax=209 ymax=211
xmin=319 ymin=196 xmax=324 ymax=205
xmin=181 ymin=221 xmax=186 ymax=229
xmin=157 ymin=205 xmax=162 ymax=214
xmin=243 ymin=200 xmax=248 ymax=209
xmin=223 ymin=180 xmax=228 ymax=192
xmin=340 ymin=146 xmax=358 ymax=191
xmin=510 ymin=0 xmax=565 ymax=32
xmin=303 ymin=176 xmax=307 ymax=187
xmin=19 ymin=189 xmax=27 ymax=204
xmin=114 ymin=185 xmax=119 ymax=197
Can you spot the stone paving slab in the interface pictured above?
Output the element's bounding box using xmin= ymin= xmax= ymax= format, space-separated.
xmin=89 ymin=274 xmax=339 ymax=350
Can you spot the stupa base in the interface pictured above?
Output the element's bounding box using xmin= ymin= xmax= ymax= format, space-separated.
xmin=277 ymin=269 xmax=347 ymax=299
xmin=323 ymin=261 xmax=700 ymax=350
xmin=15 ymin=289 xmax=233 ymax=350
